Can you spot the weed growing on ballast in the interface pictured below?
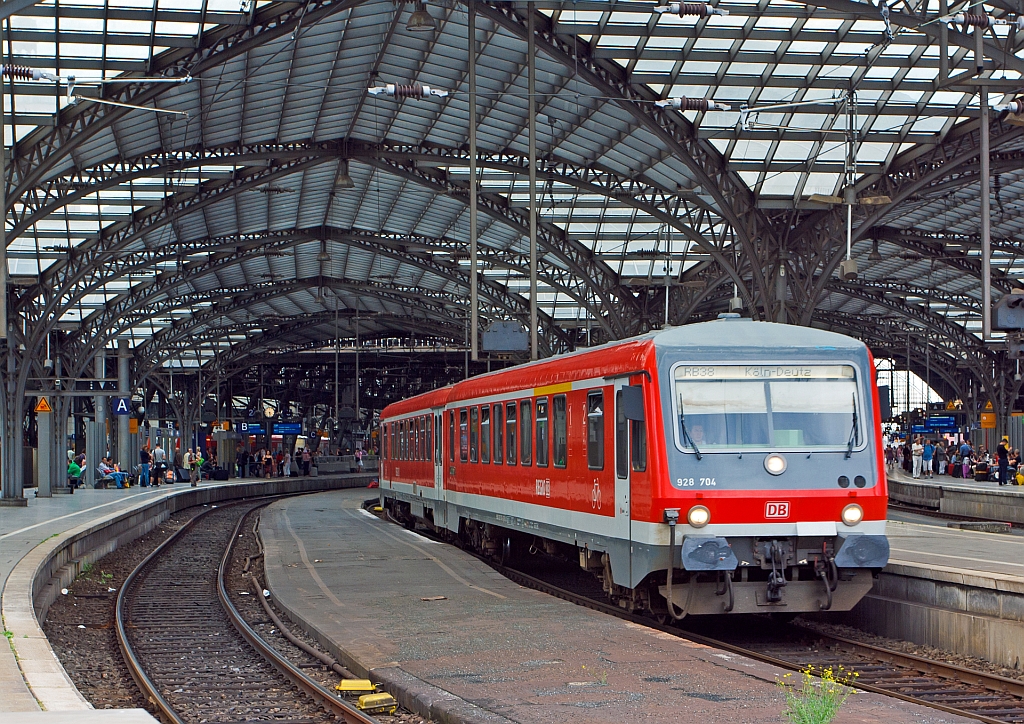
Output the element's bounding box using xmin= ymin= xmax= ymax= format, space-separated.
xmin=777 ymin=665 xmax=858 ymax=724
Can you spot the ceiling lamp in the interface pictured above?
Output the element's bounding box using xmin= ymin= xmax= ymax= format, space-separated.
xmin=317 ymin=240 xmax=331 ymax=263
xmin=406 ymin=2 xmax=436 ymax=32
xmin=368 ymin=83 xmax=449 ymax=99
xmin=655 ymin=97 xmax=730 ymax=111
xmin=868 ymin=240 xmax=883 ymax=261
xmin=334 ymin=160 xmax=355 ymax=190
xmin=653 ymin=2 xmax=728 ymax=16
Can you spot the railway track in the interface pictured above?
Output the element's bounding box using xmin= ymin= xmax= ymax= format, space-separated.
xmin=476 ymin=538 xmax=1024 ymax=723
xmin=115 ymin=499 xmax=378 ymax=724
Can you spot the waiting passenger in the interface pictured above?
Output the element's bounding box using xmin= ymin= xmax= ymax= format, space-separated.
xmin=911 ymin=437 xmax=924 ymax=479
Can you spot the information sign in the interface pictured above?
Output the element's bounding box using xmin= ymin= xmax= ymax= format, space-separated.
xmin=980 ymin=412 xmax=997 ymax=429
xmin=275 ymin=422 xmax=302 ymax=435
xmin=926 ymin=416 xmax=956 ymax=429
xmin=111 ymin=397 xmax=131 ymax=415
xmin=240 ymin=422 xmax=264 ymax=435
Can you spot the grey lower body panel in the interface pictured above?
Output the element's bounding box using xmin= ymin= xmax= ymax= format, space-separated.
xmin=658 ymin=569 xmax=875 ymax=616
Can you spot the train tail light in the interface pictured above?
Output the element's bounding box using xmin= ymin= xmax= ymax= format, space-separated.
xmin=687 ymin=505 xmax=711 ymax=528
xmin=841 ymin=503 xmax=864 ymax=526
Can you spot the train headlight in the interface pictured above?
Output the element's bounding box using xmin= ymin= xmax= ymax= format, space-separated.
xmin=841 ymin=503 xmax=864 ymax=527
xmin=764 ymin=454 xmax=787 ymax=476
xmin=687 ymin=505 xmax=711 ymax=528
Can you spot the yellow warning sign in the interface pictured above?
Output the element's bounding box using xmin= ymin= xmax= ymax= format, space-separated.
xmin=129 ymin=418 xmax=139 ymax=434
xmin=34 ymin=397 xmax=51 ymax=413
xmin=985 ymin=400 xmax=994 ymax=411
xmin=945 ymin=400 xmax=956 ymax=411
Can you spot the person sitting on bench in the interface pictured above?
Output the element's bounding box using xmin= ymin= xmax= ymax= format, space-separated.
xmin=98 ymin=457 xmax=130 ymax=488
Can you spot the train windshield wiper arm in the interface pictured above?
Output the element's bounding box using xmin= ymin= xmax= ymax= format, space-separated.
xmin=678 ymin=394 xmax=702 ymax=460
xmin=845 ymin=394 xmax=858 ymax=460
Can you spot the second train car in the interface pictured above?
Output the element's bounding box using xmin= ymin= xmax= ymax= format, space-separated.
xmin=378 ymin=315 xmax=890 ymax=617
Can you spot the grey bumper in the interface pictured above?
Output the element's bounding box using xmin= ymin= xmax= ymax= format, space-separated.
xmin=834 ymin=533 xmax=890 ymax=568
xmin=681 ymin=536 xmax=738 ymax=571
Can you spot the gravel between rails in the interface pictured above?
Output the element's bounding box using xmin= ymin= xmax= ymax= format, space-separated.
xmin=228 ymin=507 xmax=432 ymax=724
xmin=42 ymin=505 xmax=208 ymax=711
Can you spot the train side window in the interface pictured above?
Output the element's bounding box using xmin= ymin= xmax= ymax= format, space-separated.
xmin=536 ymin=398 xmax=549 ymax=467
xmin=481 ymin=407 xmax=490 ymax=463
xmin=493 ymin=403 xmax=503 ymax=464
xmin=382 ymin=424 xmax=388 ymax=460
xmin=419 ymin=416 xmax=426 ymax=460
xmin=434 ymin=414 xmax=442 ymax=461
xmin=520 ymin=399 xmax=533 ymax=466
xmin=470 ymin=407 xmax=479 ymax=463
xmin=459 ymin=409 xmax=469 ymax=463
xmin=616 ymin=390 xmax=628 ymax=478
xmin=553 ymin=395 xmax=567 ymax=468
xmin=448 ymin=411 xmax=455 ymax=462
xmin=631 ymin=417 xmax=647 ymax=472
xmin=587 ymin=391 xmax=605 ymax=470
xmin=399 ymin=421 xmax=406 ymax=461
xmin=414 ymin=417 xmax=421 ymax=461
xmin=506 ymin=402 xmax=517 ymax=465
xmin=426 ymin=416 xmax=433 ymax=463
xmin=391 ymin=424 xmax=396 ymax=461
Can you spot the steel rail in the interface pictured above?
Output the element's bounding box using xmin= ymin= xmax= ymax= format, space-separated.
xmin=216 ymin=509 xmax=377 ymax=724
xmin=484 ymin=557 xmax=1012 ymax=724
xmin=114 ymin=497 xmax=378 ymax=724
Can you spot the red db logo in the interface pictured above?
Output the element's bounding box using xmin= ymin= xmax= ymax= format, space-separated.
xmin=765 ymin=501 xmax=790 ymax=519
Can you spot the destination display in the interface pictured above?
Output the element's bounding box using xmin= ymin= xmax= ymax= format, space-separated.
xmin=675 ymin=364 xmax=855 ymax=380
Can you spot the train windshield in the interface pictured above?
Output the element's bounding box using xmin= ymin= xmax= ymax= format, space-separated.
xmin=674 ymin=364 xmax=861 ymax=451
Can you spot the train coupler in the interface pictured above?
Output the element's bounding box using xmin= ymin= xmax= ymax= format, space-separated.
xmin=765 ymin=541 xmax=787 ymax=603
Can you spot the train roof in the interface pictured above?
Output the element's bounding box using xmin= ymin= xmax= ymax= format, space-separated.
xmin=650 ymin=317 xmax=867 ymax=351
xmin=380 ymin=318 xmax=868 ymax=418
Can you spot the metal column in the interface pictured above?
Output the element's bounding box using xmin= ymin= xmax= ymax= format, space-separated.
xmin=469 ymin=0 xmax=479 ymax=362
xmin=36 ymin=400 xmax=51 ymax=497
xmin=975 ymin=27 xmax=992 ymax=340
xmin=118 ymin=339 xmax=130 ymax=468
xmin=981 ymin=88 xmax=992 ymax=340
xmin=527 ymin=9 xmax=538 ymax=361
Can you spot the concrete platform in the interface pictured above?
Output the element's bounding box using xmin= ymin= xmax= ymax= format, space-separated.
xmin=833 ymin=469 xmax=1024 ymax=668
xmin=0 ymin=473 xmax=372 ymax=714
xmin=887 ymin=465 xmax=1024 ymax=522
xmin=3 ymin=711 xmax=158 ymax=723
xmin=259 ymin=489 xmax=971 ymax=724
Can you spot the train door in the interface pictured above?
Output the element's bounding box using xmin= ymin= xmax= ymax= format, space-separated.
xmin=433 ymin=410 xmax=446 ymax=527
xmin=614 ymin=380 xmax=646 ymax=586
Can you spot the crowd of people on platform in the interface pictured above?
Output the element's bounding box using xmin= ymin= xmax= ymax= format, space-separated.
xmin=66 ymin=440 xmax=374 ymax=490
xmin=885 ymin=435 xmax=1022 ymax=485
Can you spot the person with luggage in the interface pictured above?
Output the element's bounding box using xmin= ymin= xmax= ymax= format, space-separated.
xmin=960 ymin=439 xmax=973 ymax=479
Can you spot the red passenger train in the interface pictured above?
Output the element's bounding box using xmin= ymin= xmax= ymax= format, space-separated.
xmin=379 ymin=316 xmax=889 ymax=617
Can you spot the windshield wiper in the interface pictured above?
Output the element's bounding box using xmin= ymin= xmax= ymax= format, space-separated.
xmin=845 ymin=393 xmax=858 ymax=459
xmin=678 ymin=393 xmax=702 ymax=461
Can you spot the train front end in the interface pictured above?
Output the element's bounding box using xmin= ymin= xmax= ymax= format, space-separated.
xmin=649 ymin=318 xmax=888 ymax=616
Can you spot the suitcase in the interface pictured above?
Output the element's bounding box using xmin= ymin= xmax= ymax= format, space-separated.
xmin=213 ymin=469 xmax=229 ymax=481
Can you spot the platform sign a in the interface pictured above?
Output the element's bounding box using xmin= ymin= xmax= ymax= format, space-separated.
xmin=111 ymin=397 xmax=131 ymax=415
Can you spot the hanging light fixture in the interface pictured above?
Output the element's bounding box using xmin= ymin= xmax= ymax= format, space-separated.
xmin=868 ymin=239 xmax=883 ymax=261
xmin=406 ymin=2 xmax=436 ymax=32
xmin=317 ymin=239 xmax=331 ymax=263
xmin=334 ymin=159 xmax=355 ymax=190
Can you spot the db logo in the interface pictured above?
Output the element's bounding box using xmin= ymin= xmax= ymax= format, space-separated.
xmin=765 ymin=501 xmax=790 ymax=519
